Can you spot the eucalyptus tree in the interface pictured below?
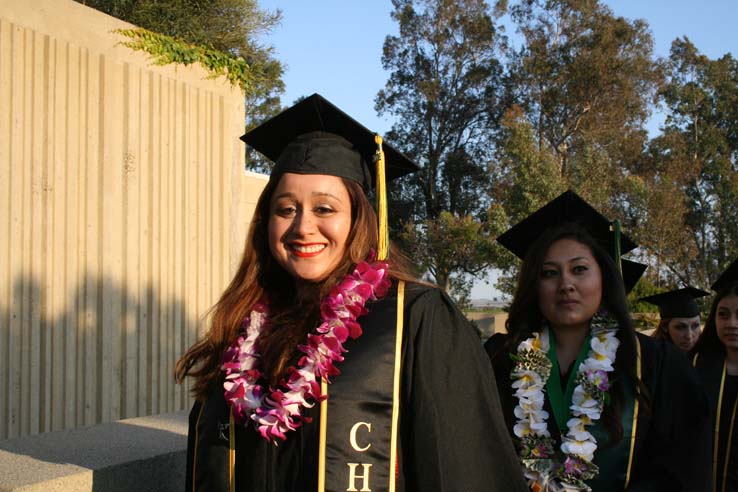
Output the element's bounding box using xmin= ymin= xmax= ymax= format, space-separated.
xmin=377 ymin=0 xmax=507 ymax=297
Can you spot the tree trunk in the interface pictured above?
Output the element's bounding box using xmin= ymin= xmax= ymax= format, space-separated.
xmin=435 ymin=270 xmax=451 ymax=293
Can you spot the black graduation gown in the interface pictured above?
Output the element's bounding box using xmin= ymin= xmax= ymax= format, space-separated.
xmin=186 ymin=283 xmax=528 ymax=492
xmin=485 ymin=331 xmax=712 ymax=492
xmin=693 ymin=352 xmax=738 ymax=492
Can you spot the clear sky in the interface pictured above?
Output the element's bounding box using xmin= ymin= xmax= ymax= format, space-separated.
xmin=256 ymin=0 xmax=738 ymax=299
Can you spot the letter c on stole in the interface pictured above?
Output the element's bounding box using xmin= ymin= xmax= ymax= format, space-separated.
xmin=349 ymin=422 xmax=372 ymax=452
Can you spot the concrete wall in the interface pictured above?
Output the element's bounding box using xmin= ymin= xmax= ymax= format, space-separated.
xmin=0 ymin=0 xmax=268 ymax=440
xmin=0 ymin=411 xmax=188 ymax=491
xmin=466 ymin=311 xmax=508 ymax=341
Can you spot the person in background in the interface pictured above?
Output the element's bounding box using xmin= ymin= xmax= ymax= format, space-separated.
xmin=485 ymin=191 xmax=711 ymax=492
xmin=176 ymin=94 xmax=527 ymax=492
xmin=692 ymin=257 xmax=738 ymax=492
xmin=640 ymin=287 xmax=710 ymax=353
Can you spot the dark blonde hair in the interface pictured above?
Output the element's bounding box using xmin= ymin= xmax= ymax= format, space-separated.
xmin=175 ymin=175 xmax=416 ymax=397
xmin=652 ymin=319 xmax=671 ymax=341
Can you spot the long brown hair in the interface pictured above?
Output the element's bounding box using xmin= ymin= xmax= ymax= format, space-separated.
xmin=693 ymin=281 xmax=738 ymax=357
xmin=174 ymin=174 xmax=417 ymax=398
xmin=500 ymin=223 xmax=650 ymax=445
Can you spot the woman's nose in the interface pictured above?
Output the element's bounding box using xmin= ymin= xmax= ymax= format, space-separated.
xmin=293 ymin=211 xmax=316 ymax=236
xmin=558 ymin=272 xmax=575 ymax=292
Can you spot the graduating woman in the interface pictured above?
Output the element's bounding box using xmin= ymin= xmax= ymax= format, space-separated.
xmin=692 ymin=257 xmax=738 ymax=492
xmin=485 ymin=191 xmax=711 ymax=492
xmin=640 ymin=287 xmax=709 ymax=353
xmin=176 ymin=94 xmax=526 ymax=492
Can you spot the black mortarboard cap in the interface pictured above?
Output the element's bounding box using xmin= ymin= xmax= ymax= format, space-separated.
xmin=497 ymin=190 xmax=638 ymax=260
xmin=712 ymin=257 xmax=738 ymax=292
xmin=639 ymin=287 xmax=709 ymax=318
xmin=240 ymin=93 xmax=419 ymax=190
xmin=622 ymin=259 xmax=647 ymax=295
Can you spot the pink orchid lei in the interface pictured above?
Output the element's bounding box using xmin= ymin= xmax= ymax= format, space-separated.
xmin=220 ymin=257 xmax=391 ymax=443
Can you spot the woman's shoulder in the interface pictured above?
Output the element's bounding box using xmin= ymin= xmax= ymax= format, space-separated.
xmin=691 ymin=348 xmax=725 ymax=374
xmin=375 ymin=280 xmax=451 ymax=311
xmin=367 ymin=281 xmax=437 ymax=307
xmin=483 ymin=332 xmax=510 ymax=359
xmin=635 ymin=330 xmax=661 ymax=353
xmin=393 ymin=282 xmax=482 ymax=337
xmin=364 ymin=282 xmax=453 ymax=323
xmin=635 ymin=331 xmax=702 ymax=386
xmin=635 ymin=331 xmax=674 ymax=369
xmin=401 ymin=280 xmax=442 ymax=299
xmin=636 ymin=331 xmax=690 ymax=362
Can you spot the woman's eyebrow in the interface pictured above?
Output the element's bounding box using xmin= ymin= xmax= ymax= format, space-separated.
xmin=543 ymin=256 xmax=588 ymax=265
xmin=310 ymin=191 xmax=341 ymax=200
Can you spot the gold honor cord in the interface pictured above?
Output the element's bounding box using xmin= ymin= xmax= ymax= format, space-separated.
xmin=374 ymin=134 xmax=389 ymax=261
xmin=389 ymin=281 xmax=405 ymax=492
xmin=691 ymin=353 xmax=724 ymax=491
xmin=229 ymin=410 xmax=235 ymax=492
xmin=714 ymin=361 xmax=728 ymax=490
xmin=624 ymin=336 xmax=642 ymax=487
xmin=191 ymin=401 xmax=206 ymax=492
xmin=723 ymin=398 xmax=738 ymax=492
xmin=318 ymin=379 xmax=328 ymax=492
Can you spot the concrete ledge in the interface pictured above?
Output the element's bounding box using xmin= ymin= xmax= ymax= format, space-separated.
xmin=0 ymin=411 xmax=188 ymax=492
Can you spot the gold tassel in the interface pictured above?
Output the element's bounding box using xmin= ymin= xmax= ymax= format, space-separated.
xmin=610 ymin=220 xmax=623 ymax=277
xmin=374 ymin=134 xmax=389 ymax=261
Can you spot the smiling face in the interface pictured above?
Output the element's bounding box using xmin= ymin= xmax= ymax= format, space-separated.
xmin=538 ymin=238 xmax=603 ymax=332
xmin=665 ymin=316 xmax=702 ymax=352
xmin=716 ymin=294 xmax=738 ymax=352
xmin=267 ymin=173 xmax=352 ymax=283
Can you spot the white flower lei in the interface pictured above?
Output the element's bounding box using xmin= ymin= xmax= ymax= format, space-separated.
xmin=511 ymin=313 xmax=620 ymax=492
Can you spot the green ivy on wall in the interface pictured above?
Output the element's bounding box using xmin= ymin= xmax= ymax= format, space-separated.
xmin=116 ymin=28 xmax=252 ymax=91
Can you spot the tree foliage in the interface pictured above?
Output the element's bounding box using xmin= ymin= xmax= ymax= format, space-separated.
xmin=383 ymin=0 xmax=738 ymax=299
xmin=641 ymin=37 xmax=738 ymax=286
xmin=377 ymin=0 xmax=506 ymax=295
xmin=492 ymin=105 xmax=565 ymax=225
xmin=503 ymin=0 xmax=661 ymax=186
xmin=479 ymin=0 xmax=662 ymax=296
xmin=116 ymin=28 xmax=254 ymax=90
xmin=625 ymin=169 xmax=697 ymax=287
xmin=77 ymin=0 xmax=284 ymax=126
xmin=399 ymin=210 xmax=506 ymax=307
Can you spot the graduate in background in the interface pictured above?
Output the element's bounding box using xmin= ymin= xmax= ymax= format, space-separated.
xmin=640 ymin=287 xmax=710 ymax=353
xmin=692 ymin=257 xmax=738 ymax=492
xmin=485 ymin=191 xmax=711 ymax=492
xmin=176 ymin=94 xmax=526 ymax=492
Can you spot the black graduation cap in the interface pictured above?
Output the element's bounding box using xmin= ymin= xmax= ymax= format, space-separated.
xmin=240 ymin=93 xmax=419 ymax=190
xmin=712 ymin=257 xmax=738 ymax=292
xmin=497 ymin=190 xmax=638 ymax=261
xmin=622 ymin=259 xmax=648 ymax=295
xmin=639 ymin=287 xmax=709 ymax=318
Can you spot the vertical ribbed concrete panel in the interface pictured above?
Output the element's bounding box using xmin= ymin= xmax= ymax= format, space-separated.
xmin=0 ymin=0 xmax=268 ymax=439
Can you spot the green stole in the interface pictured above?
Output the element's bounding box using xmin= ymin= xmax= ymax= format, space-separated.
xmin=546 ymin=332 xmax=637 ymax=492
xmin=546 ymin=333 xmax=591 ymax=433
